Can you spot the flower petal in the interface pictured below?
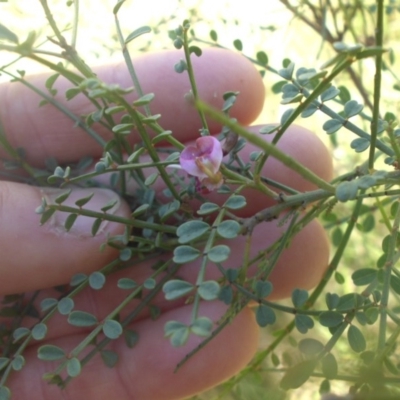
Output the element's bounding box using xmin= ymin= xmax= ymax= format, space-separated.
xmin=179 ymin=136 xmax=223 ymax=179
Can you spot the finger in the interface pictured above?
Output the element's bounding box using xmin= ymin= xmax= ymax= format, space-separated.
xmin=0 ymin=182 xmax=130 ymax=295
xmin=8 ymin=303 xmax=259 ymax=400
xmin=0 ymin=48 xmax=264 ymax=166
xmin=147 ymin=123 xmax=333 ymax=216
xmin=26 ymin=217 xmax=328 ymax=341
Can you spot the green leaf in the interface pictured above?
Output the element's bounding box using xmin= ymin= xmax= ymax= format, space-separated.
xmin=323 ymin=119 xmax=343 ymax=135
xmin=347 ymin=325 xmax=366 ymax=353
xmin=177 ymin=220 xmax=210 ymax=244
xmin=233 ymin=39 xmax=243 ymax=51
xmin=189 ymin=45 xmax=202 ymax=57
xmin=197 ymin=202 xmax=219 ymax=215
xmin=144 ymin=172 xmax=158 ymax=186
xmin=254 ymin=281 xmax=273 ymax=298
xmin=101 ymin=350 xmax=119 ymax=368
xmin=67 ymin=357 xmax=81 ymax=377
xmin=57 ymin=297 xmax=74 ymax=315
xmin=103 ymin=320 xmax=123 ymax=339
xmin=37 ymin=345 xmax=66 ymax=361
xmin=31 ymin=323 xmax=47 ymax=340
xmin=65 ymin=87 xmax=81 ymax=101
xmin=64 ymin=213 xmax=78 ymax=232
xmin=280 ymin=108 xmax=294 ymax=125
xmin=351 ymin=137 xmax=370 ymax=153
xmin=217 ymin=220 xmax=240 ymax=239
xmin=331 ymin=227 xmax=343 ymax=247
xmin=352 ymin=269 xmax=377 ymax=286
xmin=291 ymin=289 xmax=308 ymax=308
xmin=40 ymin=208 xmax=56 ymax=225
xmin=124 ymin=329 xmax=139 ymax=348
xmin=280 ymin=359 xmax=318 ymax=389
xmin=295 ymin=314 xmax=314 ymax=334
xmin=113 ymin=0 xmax=126 ymax=14
xmin=54 ymin=189 xmax=71 ymax=204
xmin=255 ymin=304 xmax=276 ymax=327
xmin=68 ymin=311 xmax=98 ymax=327
xmin=173 ymin=37 xmax=183 ymax=49
xmin=75 ymin=192 xmax=94 ymax=207
xmin=320 ymin=86 xmax=340 ymax=102
xmin=191 ymin=317 xmax=213 ymax=336
xmin=210 ymin=29 xmax=218 ymax=41
xmin=40 ymin=297 xmax=57 ymax=312
xmin=207 ymin=245 xmax=231 ymax=262
xmin=143 ymin=278 xmax=156 ymax=289
xmin=390 ymin=275 xmax=400 ymax=295
xmin=164 ymin=321 xmax=190 ymax=347
xmin=360 ymin=214 xmax=375 ymax=232
xmin=158 ymin=199 xmax=180 ymax=222
xmin=0 ymin=386 xmax=11 ymax=400
xmin=335 ymin=271 xmax=345 ymax=284
xmin=0 ymin=23 xmax=18 ymax=43
xmin=89 ymin=271 xmax=106 ymax=290
xmin=335 ymin=181 xmax=358 ymax=202
xmin=278 ymin=62 xmax=295 ymax=80
xmin=119 ymin=247 xmax=132 ymax=262
xmin=256 ymin=51 xmax=268 ymax=65
xmin=163 ymin=280 xmax=194 ymax=300
xmin=336 ymin=293 xmax=364 ymax=311
xmin=298 ymin=338 xmax=324 ymax=356
xmin=344 ymin=100 xmax=363 ymax=118
xmin=11 ymin=355 xmax=25 ymax=371
xmin=174 ymin=59 xmax=187 ymax=73
xmin=133 ymin=93 xmax=155 ymax=107
xmin=13 ymin=327 xmax=30 ymax=342
xmin=319 ymin=379 xmax=330 ymax=394
xmin=173 ymin=245 xmax=201 ymax=264
xmin=321 ymin=353 xmax=338 ymax=379
xmin=198 ymin=280 xmax=220 ymax=300
xmin=319 ymin=311 xmax=344 ymax=327
xmin=45 ymin=73 xmax=60 ymax=91
xmin=218 ymin=285 xmax=233 ymax=304
xmin=224 ymin=195 xmax=246 ymax=210
xmin=91 ymin=218 xmax=103 ymax=236
xmin=301 ymin=104 xmax=318 ymax=118
xmin=125 ymin=26 xmax=151 ymax=45
xmin=117 ymin=278 xmax=137 ymax=290
xmin=70 ymin=273 xmax=87 ymax=286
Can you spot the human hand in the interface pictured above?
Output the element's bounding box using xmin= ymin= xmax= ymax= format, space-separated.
xmin=0 ymin=48 xmax=332 ymax=400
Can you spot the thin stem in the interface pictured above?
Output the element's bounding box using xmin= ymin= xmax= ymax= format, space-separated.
xmin=114 ymin=8 xmax=150 ymax=116
xmin=197 ymin=101 xmax=336 ymax=193
xmin=368 ymin=0 xmax=384 ymax=170
xmin=378 ymin=196 xmax=400 ymax=351
xmin=181 ymin=22 xmax=209 ymax=133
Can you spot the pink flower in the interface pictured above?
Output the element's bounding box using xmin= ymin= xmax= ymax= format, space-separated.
xmin=180 ymin=136 xmax=223 ymax=191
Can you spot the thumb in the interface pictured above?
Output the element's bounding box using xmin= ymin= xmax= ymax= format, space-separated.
xmin=0 ymin=182 xmax=130 ymax=294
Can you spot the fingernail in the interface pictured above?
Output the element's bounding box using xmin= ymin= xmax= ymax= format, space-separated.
xmin=41 ymin=187 xmax=121 ymax=237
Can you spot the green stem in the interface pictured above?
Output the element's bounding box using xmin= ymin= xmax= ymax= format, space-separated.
xmin=197 ymin=101 xmax=335 ymax=193
xmin=378 ymin=197 xmax=400 ymax=351
xmin=46 ymin=204 xmax=177 ymax=234
xmin=181 ymin=23 xmax=209 ymax=133
xmin=114 ymin=8 xmax=150 ymax=116
xmin=39 ymin=0 xmax=94 ymax=78
xmin=368 ymin=0 xmax=384 ymax=170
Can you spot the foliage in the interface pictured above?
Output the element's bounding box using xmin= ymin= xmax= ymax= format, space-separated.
xmin=1 ymin=1 xmax=400 ymax=400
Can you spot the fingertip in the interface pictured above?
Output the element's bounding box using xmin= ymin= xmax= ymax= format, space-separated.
xmin=268 ymin=219 xmax=330 ymax=299
xmin=107 ymin=48 xmax=265 ymax=139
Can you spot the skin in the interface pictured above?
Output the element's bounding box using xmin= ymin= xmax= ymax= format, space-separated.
xmin=0 ymin=48 xmax=333 ymax=400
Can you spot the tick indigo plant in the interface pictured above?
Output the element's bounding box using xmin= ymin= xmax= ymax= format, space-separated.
xmin=1 ymin=1 xmax=400 ymax=399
